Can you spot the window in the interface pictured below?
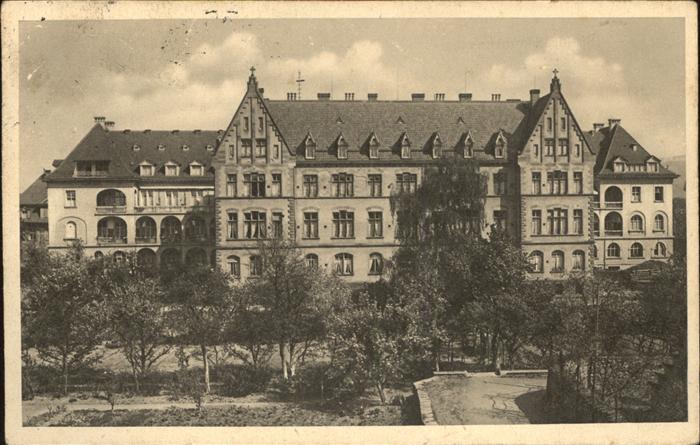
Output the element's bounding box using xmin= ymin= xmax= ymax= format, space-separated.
xmin=64 ymin=221 xmax=77 ymax=239
xmin=97 ymin=217 xmax=127 ymax=243
xmin=369 ymin=253 xmax=383 ymax=275
xmin=331 ymin=173 xmax=354 ymax=197
xmin=592 ymin=245 xmax=598 ymax=258
xmin=604 ymin=212 xmax=623 ymax=235
xmin=654 ymin=214 xmax=665 ymax=232
xmin=94 ymin=251 xmax=103 ymax=260
xmin=271 ymin=173 xmax=282 ymax=197
xmin=630 ymin=243 xmax=644 ymax=258
xmin=271 ymin=212 xmax=284 ymax=239
xmin=654 ymin=186 xmax=664 ymax=202
xmin=140 ymin=164 xmax=154 ymax=176
xmin=96 ymin=189 xmax=127 ymax=207
xmin=368 ymin=211 xmax=383 ymax=238
xmin=560 ymin=117 xmax=566 ymax=130
xmin=333 ymin=210 xmax=354 ymax=238
xmin=494 ymin=173 xmax=506 ymax=195
xmin=255 ymin=140 xmax=266 ymax=158
xmin=494 ymin=140 xmax=505 ymax=158
xmin=303 ymin=212 xmax=319 ymax=239
xmin=190 ymin=164 xmax=203 ymax=176
xmin=305 ymin=254 xmax=318 ymax=269
xmin=305 ymin=139 xmax=316 ymax=159
xmin=334 ymin=253 xmax=353 ymax=276
xmin=241 ymin=140 xmax=252 ymax=157
xmin=227 ymin=255 xmax=240 ymax=278
xmin=250 ymin=255 xmax=262 ymax=277
xmin=614 ymin=161 xmax=626 ymax=172
xmin=272 ymin=144 xmax=280 ymax=160
xmin=226 ymin=174 xmax=237 ymax=197
xmin=558 ymin=139 xmax=568 ymax=156
xmin=573 ymin=209 xmax=583 ymax=235
xmin=572 ymin=250 xmax=585 ymax=271
xmin=165 ymin=164 xmax=178 ymax=176
xmin=546 ymin=118 xmax=553 ymax=132
xmin=401 ymin=139 xmax=411 ymax=159
xmin=532 ymin=210 xmax=542 ymax=235
xmin=65 ymin=190 xmax=76 ymax=207
xmin=165 ymin=190 xmax=178 ymax=207
xmin=339 ymin=140 xmax=349 ymax=159
xmin=545 ymin=139 xmax=555 ymax=156
xmin=114 ymin=251 xmax=125 ymax=263
xmin=303 ymin=175 xmax=318 ymax=197
xmin=607 ymin=243 xmax=621 ymax=258
xmin=533 ymin=144 xmax=539 ymax=157
xmin=244 ymin=211 xmax=266 ymax=239
xmin=464 ymin=138 xmax=474 ymax=158
xmin=547 ymin=171 xmax=568 ymax=195
xmin=573 ymin=172 xmax=583 ymax=194
xmin=244 ymin=173 xmax=266 ymax=197
xmin=632 ymin=186 xmax=641 ymax=202
xmin=243 ymin=117 xmax=249 ymax=132
xmin=136 ymin=217 xmax=156 ymax=241
xmin=647 ymin=161 xmax=659 ymax=172
xmin=432 ymin=140 xmax=442 ymax=159
xmin=630 ymin=215 xmax=644 ymax=232
xmin=551 ymin=251 xmax=565 ymax=272
xmin=190 ymin=190 xmax=204 ymax=206
xmin=258 ymin=117 xmax=264 ymax=133
xmin=653 ymin=242 xmax=667 ymax=257
xmin=396 ymin=173 xmax=417 ymax=193
xmin=532 ymin=172 xmax=541 ymax=194
xmin=575 ymin=144 xmax=581 ymax=157
xmin=547 ymin=208 xmax=568 ymax=235
xmin=529 ymin=251 xmax=543 ymax=273
xmin=227 ymin=212 xmax=238 ymax=239
xmin=368 ymin=174 xmax=382 ymax=197
xmin=493 ymin=210 xmax=507 ymax=230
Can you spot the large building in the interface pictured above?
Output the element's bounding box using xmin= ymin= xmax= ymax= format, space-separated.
xmin=20 ymin=171 xmax=50 ymax=243
xmin=42 ymin=69 xmax=676 ymax=278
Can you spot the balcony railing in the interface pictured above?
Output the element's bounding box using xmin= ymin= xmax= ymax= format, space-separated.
xmin=160 ymin=234 xmax=182 ymax=244
xmin=604 ymin=229 xmax=623 ymax=236
xmin=96 ymin=205 xmax=127 ymax=214
xmin=97 ymin=236 xmax=127 ymax=245
xmin=593 ymin=201 xmax=623 ymax=210
xmin=135 ymin=204 xmax=213 ymax=214
xmin=135 ymin=236 xmax=157 ymax=244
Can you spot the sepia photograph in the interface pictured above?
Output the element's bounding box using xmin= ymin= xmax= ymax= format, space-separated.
xmin=3 ymin=1 xmax=698 ymax=444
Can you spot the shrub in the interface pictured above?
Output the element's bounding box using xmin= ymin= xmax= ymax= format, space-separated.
xmin=272 ymin=363 xmax=364 ymax=405
xmin=168 ymin=369 xmax=207 ymax=411
xmin=218 ymin=365 xmax=273 ymax=397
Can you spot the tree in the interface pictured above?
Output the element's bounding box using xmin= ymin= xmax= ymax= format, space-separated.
xmin=243 ymin=239 xmax=346 ymax=379
xmin=22 ymin=244 xmax=105 ymax=394
xmin=102 ymin=260 xmax=171 ymax=393
xmin=164 ymin=265 xmax=237 ymax=393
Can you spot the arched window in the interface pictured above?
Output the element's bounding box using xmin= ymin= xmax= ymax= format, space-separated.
xmin=529 ymin=251 xmax=544 ymax=273
xmin=64 ymin=221 xmax=77 ymax=240
xmin=113 ymin=250 xmax=125 ymax=263
xmin=463 ymin=133 xmax=474 ymax=158
xmin=161 ymin=248 xmax=181 ymax=269
xmin=94 ymin=251 xmax=104 ymax=260
xmin=96 ymin=189 xmax=126 ymax=207
xmin=593 ymin=213 xmax=600 ymax=236
xmin=334 ymin=253 xmax=353 ymax=276
xmin=653 ymin=242 xmax=667 ymax=258
xmin=630 ymin=243 xmax=644 ymax=258
xmin=630 ymin=214 xmax=644 ymax=232
xmin=304 ymin=135 xmax=316 ymax=160
xmin=137 ymin=248 xmax=157 ymax=268
xmin=161 ymin=216 xmax=182 ymax=243
xmin=369 ymin=253 xmax=384 ymax=275
xmin=607 ymin=243 xmax=621 ymax=258
xmin=250 ymin=255 xmax=263 ymax=277
xmin=136 ymin=216 xmax=157 ymax=242
xmin=305 ymin=253 xmax=319 ymax=269
xmin=227 ymin=255 xmax=240 ymax=278
xmin=185 ymin=217 xmax=206 ymax=241
xmin=654 ymin=214 xmax=665 ymax=232
xmin=551 ymin=251 xmax=565 ymax=272
xmin=604 ymin=212 xmax=623 ymax=235
xmin=97 ymin=217 xmax=127 ymax=243
xmin=185 ymin=248 xmax=207 ymax=266
xmin=604 ymin=186 xmax=623 ymax=205
xmin=572 ymin=250 xmax=585 ymax=271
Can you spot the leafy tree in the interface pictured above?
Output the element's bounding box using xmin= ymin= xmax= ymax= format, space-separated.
xmin=163 ymin=265 xmax=237 ymax=393
xmin=21 ymin=244 xmax=105 ymax=394
xmin=243 ymin=239 xmax=347 ymax=379
xmin=223 ymin=306 xmax=276 ymax=370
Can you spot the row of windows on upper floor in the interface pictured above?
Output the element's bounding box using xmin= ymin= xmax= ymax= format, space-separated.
xmin=612 ymin=157 xmax=660 ymax=173
xmin=62 ymin=216 xmax=214 ymax=244
xmin=597 ymin=186 xmax=665 ymax=206
xmin=226 ymin=252 xmax=384 ymax=278
xmin=528 ymin=249 xmax=586 ymax=274
xmin=63 ymin=189 xmax=214 ymax=208
xmin=223 ymin=172 xmax=418 ymax=198
xmin=531 ymin=139 xmax=583 ymax=159
xmin=592 ymin=242 xmax=668 ymax=260
xmin=74 ymin=160 xmax=211 ymax=178
xmin=528 ymin=208 xmax=669 ymax=237
xmin=529 ymin=171 xmax=584 ymax=195
xmin=592 ymin=212 xmax=668 ymax=236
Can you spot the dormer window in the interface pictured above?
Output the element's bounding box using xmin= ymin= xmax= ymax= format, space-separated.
xmin=304 ymin=133 xmax=316 ymax=160
xmin=157 ymin=144 xmax=165 ymax=151
xmin=368 ymin=133 xmax=379 ymax=159
xmin=337 ymin=134 xmax=349 ymax=159
xmin=190 ymin=162 xmax=203 ymax=176
xmin=494 ymin=132 xmax=507 ymax=158
xmin=399 ymin=133 xmax=411 ymax=159
xmin=165 ymin=163 xmax=179 ymax=176
xmin=206 ymin=144 xmax=214 ymax=152
xmin=646 ymin=157 xmax=659 ymax=172
xmin=431 ymin=134 xmax=442 ymax=159
xmin=132 ymin=144 xmax=140 ymax=151
xmin=613 ymin=161 xmax=626 ymax=172
xmin=182 ymin=144 xmax=190 ymax=151
xmin=139 ymin=162 xmax=154 ymax=176
xmin=464 ymin=132 xmax=474 ymax=158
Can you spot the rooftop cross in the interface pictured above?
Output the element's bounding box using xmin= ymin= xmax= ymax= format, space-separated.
xmin=552 ymin=68 xmax=559 ymax=78
xmin=250 ymin=66 xmax=256 ymax=76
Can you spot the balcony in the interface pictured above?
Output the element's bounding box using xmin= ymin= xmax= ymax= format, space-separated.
xmin=160 ymin=234 xmax=182 ymax=244
xmin=96 ymin=205 xmax=127 ymax=214
xmin=135 ymin=205 xmax=213 ymax=214
xmin=97 ymin=236 xmax=127 ymax=245
xmin=604 ymin=230 xmax=623 ymax=236
xmin=592 ymin=201 xmax=623 ymax=210
xmin=135 ymin=236 xmax=157 ymax=244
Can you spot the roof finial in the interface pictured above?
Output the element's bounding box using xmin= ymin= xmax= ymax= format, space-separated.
xmin=552 ymin=68 xmax=559 ymax=79
xmin=250 ymin=66 xmax=256 ymax=77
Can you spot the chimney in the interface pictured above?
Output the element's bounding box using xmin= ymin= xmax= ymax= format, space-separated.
xmin=317 ymin=92 xmax=331 ymax=101
xmin=286 ymin=92 xmax=297 ymax=101
xmin=93 ymin=116 xmax=106 ymax=126
xmin=434 ymin=93 xmax=445 ymax=101
xmin=593 ymin=123 xmax=604 ymax=132
xmin=104 ymin=121 xmax=115 ymax=130
xmin=529 ymin=89 xmax=540 ymax=105
xmin=344 ymin=92 xmax=355 ymax=101
xmin=458 ymin=93 xmax=472 ymax=102
xmin=411 ymin=93 xmax=425 ymax=102
xmin=367 ymin=93 xmax=378 ymax=101
xmin=491 ymin=93 xmax=501 ymax=102
xmin=608 ymin=118 xmax=621 ymax=127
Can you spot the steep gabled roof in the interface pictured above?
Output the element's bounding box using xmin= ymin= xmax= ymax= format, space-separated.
xmin=587 ymin=124 xmax=677 ymax=178
xmin=20 ymin=173 xmax=49 ymax=206
xmin=45 ymin=125 xmax=220 ymax=182
xmin=263 ymin=99 xmax=531 ymax=163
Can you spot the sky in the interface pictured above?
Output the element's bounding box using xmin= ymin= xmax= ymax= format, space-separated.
xmin=19 ymin=18 xmax=686 ymax=190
